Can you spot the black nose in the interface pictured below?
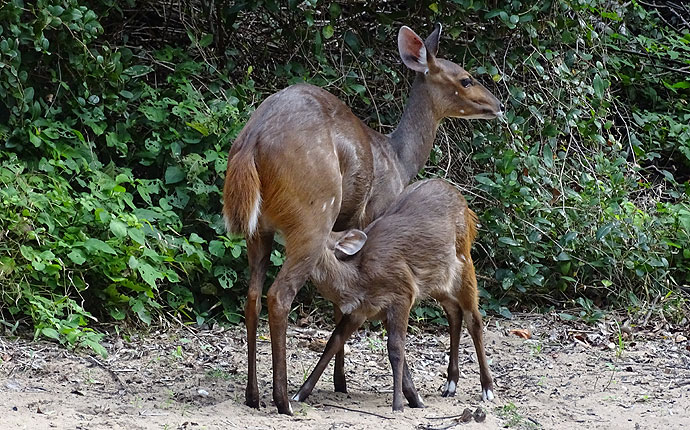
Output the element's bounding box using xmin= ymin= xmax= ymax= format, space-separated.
xmin=500 ymin=103 xmax=505 ymax=111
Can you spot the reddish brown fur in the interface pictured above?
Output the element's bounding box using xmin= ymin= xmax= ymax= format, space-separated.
xmin=223 ymin=146 xmax=261 ymax=236
xmin=293 ymin=179 xmax=494 ymax=411
xmin=222 ymin=24 xmax=502 ymax=415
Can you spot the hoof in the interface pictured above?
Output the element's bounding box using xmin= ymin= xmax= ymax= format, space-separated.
xmin=409 ymin=394 xmax=425 ymax=408
xmin=276 ymin=401 xmax=294 ymax=415
xmin=441 ymin=380 xmax=457 ymax=397
xmin=482 ymin=388 xmax=495 ymax=402
xmin=245 ymin=396 xmax=260 ymax=409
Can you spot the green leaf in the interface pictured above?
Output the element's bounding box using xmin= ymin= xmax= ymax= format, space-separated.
xmin=498 ymin=237 xmax=520 ymax=246
xmin=110 ymin=220 xmax=128 ymax=238
xmin=82 ymin=338 xmax=108 ymax=358
xmin=84 ymin=238 xmax=117 ymax=255
xmin=124 ymin=65 xmax=153 ymax=77
xmin=214 ymin=266 xmax=237 ymax=289
xmin=199 ymin=33 xmax=214 ymax=47
xmin=595 ymin=223 xmax=613 ymax=241
xmin=593 ymin=74 xmax=606 ymax=99
xmin=68 ymin=250 xmax=86 ymax=265
xmin=556 ymin=251 xmax=571 ymax=261
xmin=475 ymin=175 xmax=497 ymax=187
xmin=42 ymin=327 xmax=60 ymax=340
xmin=110 ymin=308 xmax=126 ymax=320
xmin=209 ymin=240 xmax=225 ymax=258
xmin=349 ymin=84 xmax=366 ymax=94
xmin=165 ymin=166 xmax=185 ymax=184
xmin=329 ymin=2 xmax=341 ymax=18
xmin=138 ymin=263 xmax=164 ymax=288
xmin=29 ymin=130 xmax=42 ymax=147
xmin=186 ymin=121 xmax=209 ymax=136
xmin=344 ymin=30 xmax=359 ymax=51
xmin=136 ymin=307 xmax=152 ymax=325
xmin=322 ymin=25 xmax=334 ymax=39
xmin=561 ymin=232 xmax=578 ymax=244
xmin=189 ymin=233 xmax=205 ymax=244
xmin=128 ymin=228 xmax=146 ymax=245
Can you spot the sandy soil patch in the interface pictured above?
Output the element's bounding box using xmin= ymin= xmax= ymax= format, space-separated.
xmin=1 ymin=313 xmax=689 ymax=429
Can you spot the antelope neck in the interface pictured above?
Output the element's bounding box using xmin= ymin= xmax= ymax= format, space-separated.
xmin=388 ymin=74 xmax=441 ymax=183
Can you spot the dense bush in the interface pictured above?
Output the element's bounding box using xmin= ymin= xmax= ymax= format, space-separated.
xmin=1 ymin=0 xmax=688 ymax=352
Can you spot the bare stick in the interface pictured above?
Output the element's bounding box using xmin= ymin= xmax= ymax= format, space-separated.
xmin=320 ymin=403 xmax=393 ymax=420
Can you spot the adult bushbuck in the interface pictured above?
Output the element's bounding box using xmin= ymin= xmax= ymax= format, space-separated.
xmin=291 ymin=179 xmax=493 ymax=412
xmin=223 ymin=23 xmax=503 ymax=415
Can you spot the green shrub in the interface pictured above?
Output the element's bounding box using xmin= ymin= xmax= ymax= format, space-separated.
xmin=1 ymin=0 xmax=688 ymax=352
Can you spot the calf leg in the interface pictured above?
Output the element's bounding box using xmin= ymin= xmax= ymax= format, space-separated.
xmin=383 ymin=318 xmax=424 ymax=408
xmin=386 ymin=308 xmax=411 ymax=412
xmin=402 ymin=359 xmax=425 ymax=408
xmin=458 ymin=260 xmax=494 ymax=401
xmin=440 ymin=303 xmax=462 ymax=397
xmin=293 ymin=313 xmax=365 ymax=402
xmin=463 ymin=308 xmax=494 ymax=401
xmin=333 ymin=307 xmax=348 ymax=393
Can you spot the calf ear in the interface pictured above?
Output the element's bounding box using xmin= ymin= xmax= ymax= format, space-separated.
xmin=335 ymin=230 xmax=367 ymax=256
xmin=398 ymin=26 xmax=428 ymax=73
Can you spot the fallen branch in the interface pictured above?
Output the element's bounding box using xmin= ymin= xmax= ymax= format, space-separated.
xmin=320 ymin=403 xmax=393 ymax=420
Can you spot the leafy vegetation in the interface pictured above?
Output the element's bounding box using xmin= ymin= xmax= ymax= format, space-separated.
xmin=1 ymin=0 xmax=688 ymax=352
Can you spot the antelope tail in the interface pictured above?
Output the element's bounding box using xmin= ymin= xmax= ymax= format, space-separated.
xmin=223 ymin=146 xmax=262 ymax=237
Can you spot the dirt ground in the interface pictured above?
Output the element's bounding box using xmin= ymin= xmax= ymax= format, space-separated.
xmin=1 ymin=312 xmax=689 ymax=430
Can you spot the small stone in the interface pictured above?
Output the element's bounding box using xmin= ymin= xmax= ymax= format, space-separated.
xmin=675 ymin=334 xmax=687 ymax=343
xmin=308 ymin=339 xmax=328 ymax=352
xmin=197 ymin=388 xmax=209 ymax=397
xmin=473 ymin=407 xmax=486 ymax=422
xmin=460 ymin=408 xmax=473 ymax=422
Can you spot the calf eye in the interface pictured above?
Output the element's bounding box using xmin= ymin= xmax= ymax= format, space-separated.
xmin=460 ymin=78 xmax=472 ymax=88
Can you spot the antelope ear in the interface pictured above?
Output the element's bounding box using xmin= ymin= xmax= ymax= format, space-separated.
xmin=398 ymin=26 xmax=428 ymax=73
xmin=424 ymin=23 xmax=442 ymax=58
xmin=334 ymin=230 xmax=367 ymax=257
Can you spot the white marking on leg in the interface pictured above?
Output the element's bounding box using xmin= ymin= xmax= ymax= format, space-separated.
xmin=448 ymin=380 xmax=456 ymax=394
xmin=417 ymin=394 xmax=425 ymax=406
xmin=288 ymin=402 xmax=294 ymax=414
xmin=291 ymin=393 xmax=301 ymax=402
xmin=483 ymin=389 xmax=495 ymax=401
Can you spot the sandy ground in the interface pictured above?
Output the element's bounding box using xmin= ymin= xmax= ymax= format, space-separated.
xmin=1 ymin=312 xmax=689 ymax=429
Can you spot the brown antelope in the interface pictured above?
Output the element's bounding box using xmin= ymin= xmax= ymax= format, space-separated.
xmin=223 ymin=23 xmax=503 ymax=415
xmin=291 ymin=179 xmax=493 ymax=412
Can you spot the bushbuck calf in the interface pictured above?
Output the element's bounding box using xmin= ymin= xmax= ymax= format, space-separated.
xmin=291 ymin=179 xmax=494 ymax=412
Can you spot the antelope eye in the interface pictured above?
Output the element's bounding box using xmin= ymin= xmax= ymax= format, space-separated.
xmin=460 ymin=78 xmax=472 ymax=88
